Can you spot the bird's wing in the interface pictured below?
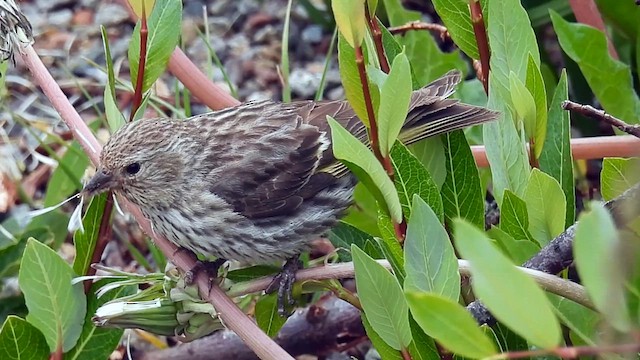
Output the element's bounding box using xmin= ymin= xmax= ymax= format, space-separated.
xmin=201 ymin=101 xmax=333 ymax=219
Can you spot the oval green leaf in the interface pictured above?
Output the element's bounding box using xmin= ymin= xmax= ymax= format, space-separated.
xmin=574 ymin=202 xmax=631 ymax=332
xmin=524 ymin=169 xmax=566 ymax=246
xmin=453 ymin=220 xmax=561 ymax=348
xmin=19 ymin=239 xmax=86 ymax=352
xmin=406 ymin=292 xmax=496 ymax=358
xmin=378 ymin=52 xmax=412 ymax=156
xmin=332 ymin=0 xmax=366 ymax=48
xmin=328 ymin=116 xmax=403 ymax=222
xmin=352 ymin=244 xmax=411 ymax=350
xmin=0 ymin=316 xmax=49 ymax=360
xmin=404 ymin=196 xmax=459 ymax=301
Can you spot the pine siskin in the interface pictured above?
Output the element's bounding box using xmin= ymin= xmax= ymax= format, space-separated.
xmin=83 ymin=70 xmax=499 ymax=312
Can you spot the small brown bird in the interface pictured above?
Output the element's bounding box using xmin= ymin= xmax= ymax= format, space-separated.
xmin=84 ymin=70 xmax=498 ymax=312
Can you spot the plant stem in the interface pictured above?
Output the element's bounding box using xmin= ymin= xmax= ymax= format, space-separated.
xmin=365 ymin=10 xmax=389 ymax=73
xmin=355 ymin=46 xmax=382 ymax=164
xmin=131 ymin=5 xmax=148 ymax=120
xmin=469 ymin=0 xmax=490 ymax=94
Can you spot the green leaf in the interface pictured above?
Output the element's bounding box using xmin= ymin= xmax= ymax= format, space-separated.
xmin=327 ymin=221 xmax=378 ymax=262
xmin=487 ymin=226 xmax=539 ymax=264
xmin=509 ymin=71 xmax=536 ymax=137
xmin=337 ymin=33 xmax=378 ymax=127
xmin=538 ymin=70 xmax=575 ymax=227
xmin=352 ymin=244 xmax=411 ymax=350
xmin=406 ymin=292 xmax=496 ymax=358
xmin=432 ymin=0 xmax=487 ymax=60
xmin=128 ymin=0 xmax=182 ymax=93
xmin=65 ymin=280 xmax=135 ymax=360
xmin=551 ymin=10 xmax=640 ymax=126
xmin=0 ymin=316 xmax=49 ymax=360
xmin=525 ymin=54 xmax=547 ymax=158
xmin=255 ymin=293 xmax=286 ymax=337
xmin=404 ymin=196 xmax=459 ymax=301
xmin=453 ymin=219 xmax=561 ymax=348
xmin=601 ymin=158 xmax=640 ymax=201
xmin=441 ymin=130 xmax=484 ymax=229
xmin=332 ymin=0 xmax=366 ymax=48
xmin=19 ymin=239 xmax=86 ymax=352
xmin=101 ymin=26 xmax=125 ymax=131
xmin=328 ymin=116 xmax=402 ymax=222
xmin=547 ymin=294 xmax=599 ymax=346
xmin=407 ymin=318 xmax=440 ymax=360
xmin=73 ymin=193 xmax=109 ymax=275
xmin=43 ymin=142 xmax=88 ymax=207
xmin=0 ymin=61 xmax=8 ymax=93
xmin=483 ymin=85 xmax=530 ymax=206
xmin=409 ymin=138 xmax=446 ymax=189
xmin=574 ymin=202 xmax=631 ymax=332
xmin=226 ymin=265 xmax=280 ymax=283
xmin=129 ymin=0 xmax=156 ymax=18
xmin=487 ymin=0 xmax=539 ymax=99
xmin=343 ymin=183 xmax=381 ymax=237
xmin=390 ymin=143 xmax=443 ymax=221
xmin=378 ymin=52 xmax=412 ymax=156
xmin=362 ymin=314 xmax=403 ymax=360
xmin=499 ymin=190 xmax=536 ymax=244
xmin=377 ymin=211 xmax=405 ymax=283
xmin=524 ymin=169 xmax=566 ymax=246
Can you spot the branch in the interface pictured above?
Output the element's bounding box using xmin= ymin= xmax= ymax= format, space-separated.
xmin=563 ymin=100 xmax=640 ymax=139
xmin=228 ymin=259 xmax=593 ymax=312
xmin=471 ymin=136 xmax=640 ymax=168
xmin=467 ymin=181 xmax=640 ymax=324
xmin=139 ymin=296 xmax=366 ymax=360
xmin=388 ymin=21 xmax=449 ymax=40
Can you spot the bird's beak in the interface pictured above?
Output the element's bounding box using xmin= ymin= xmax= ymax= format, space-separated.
xmin=83 ymin=168 xmax=116 ymax=196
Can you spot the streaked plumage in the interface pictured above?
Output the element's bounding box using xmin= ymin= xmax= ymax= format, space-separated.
xmin=84 ymin=70 xmax=498 ymax=263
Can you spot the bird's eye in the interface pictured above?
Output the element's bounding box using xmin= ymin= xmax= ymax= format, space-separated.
xmin=125 ymin=162 xmax=141 ymax=175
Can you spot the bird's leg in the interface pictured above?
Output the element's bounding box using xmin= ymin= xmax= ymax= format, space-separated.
xmin=178 ymin=249 xmax=227 ymax=285
xmin=265 ymin=257 xmax=301 ymax=316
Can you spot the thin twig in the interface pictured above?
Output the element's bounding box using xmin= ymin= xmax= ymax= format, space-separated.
xmin=562 ymin=100 xmax=640 ymax=139
xmin=487 ymin=342 xmax=640 ymax=359
xmin=228 ymin=259 xmax=594 ymax=311
xmin=388 ymin=20 xmax=449 ymax=40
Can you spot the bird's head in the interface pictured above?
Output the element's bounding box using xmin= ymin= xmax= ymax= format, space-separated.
xmin=83 ymin=119 xmax=192 ymax=205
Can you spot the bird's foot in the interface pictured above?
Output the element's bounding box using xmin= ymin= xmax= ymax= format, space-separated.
xmin=265 ymin=257 xmax=301 ymax=317
xmin=184 ymin=257 xmax=227 ymax=285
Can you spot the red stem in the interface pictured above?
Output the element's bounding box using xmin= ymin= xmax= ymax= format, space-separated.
xmin=469 ymin=0 xmax=490 ymax=94
xmin=355 ymin=46 xmax=382 ymax=163
xmin=130 ymin=6 xmax=148 ymax=121
xmin=365 ymin=10 xmax=390 ymax=73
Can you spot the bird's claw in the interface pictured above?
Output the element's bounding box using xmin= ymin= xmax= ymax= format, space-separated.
xmin=266 ymin=258 xmax=300 ymax=316
xmin=184 ymin=257 xmax=227 ymax=286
